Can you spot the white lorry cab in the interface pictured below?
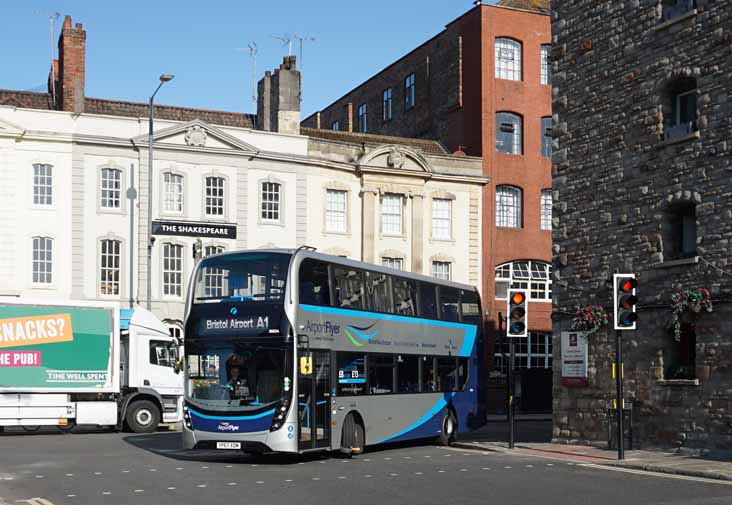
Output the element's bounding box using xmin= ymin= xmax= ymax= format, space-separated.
xmin=0 ymin=299 xmax=184 ymax=433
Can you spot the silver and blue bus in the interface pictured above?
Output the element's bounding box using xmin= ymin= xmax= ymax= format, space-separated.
xmin=182 ymin=248 xmax=485 ymax=454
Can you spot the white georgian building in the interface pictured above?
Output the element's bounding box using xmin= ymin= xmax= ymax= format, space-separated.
xmin=0 ymin=104 xmax=486 ymax=331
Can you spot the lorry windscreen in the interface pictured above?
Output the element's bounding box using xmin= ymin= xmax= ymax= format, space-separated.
xmin=192 ymin=252 xmax=292 ymax=304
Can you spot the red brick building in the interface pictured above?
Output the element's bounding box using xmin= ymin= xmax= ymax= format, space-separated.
xmin=303 ymin=0 xmax=552 ymax=412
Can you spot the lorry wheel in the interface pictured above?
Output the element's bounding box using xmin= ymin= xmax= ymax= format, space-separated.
xmin=126 ymin=400 xmax=160 ymax=433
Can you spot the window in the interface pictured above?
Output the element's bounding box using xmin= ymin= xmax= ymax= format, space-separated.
xmin=337 ymin=353 xmax=366 ymax=396
xmin=334 ymin=267 xmax=365 ymax=310
xmin=392 ymin=277 xmax=417 ymax=316
xmin=331 ymin=120 xmax=340 ymax=131
xmin=431 ymin=198 xmax=451 ymax=240
xmin=667 ymin=322 xmax=696 ymax=379
xmin=541 ymin=190 xmax=552 ymax=231
xmin=149 ymin=340 xmax=176 ymax=368
xmin=431 ymin=261 xmax=451 ymax=281
xmin=662 ymin=0 xmax=696 ymax=22
xmin=163 ymin=243 xmax=183 ymax=297
xmin=496 ymin=112 xmax=522 ymax=154
xmin=494 ymin=331 xmax=553 ymax=373
xmin=540 ymin=45 xmax=551 ymax=85
xmin=381 ymin=194 xmax=403 ymax=235
xmin=260 ymin=181 xmax=281 ymax=222
xmin=32 ymin=236 xmax=53 ymax=284
xmin=382 ymin=257 xmax=403 ymax=270
xmin=665 ymin=204 xmax=697 ymax=260
xmin=358 ymin=103 xmax=367 ymax=132
xmin=32 ymin=164 xmax=53 ymax=206
xmin=397 ymin=355 xmax=419 ymax=393
xmin=100 ymin=168 xmax=122 ymax=209
xmin=365 ymin=271 xmax=391 ymax=313
xmin=299 ymin=259 xmax=332 ymax=306
xmin=541 ymin=116 xmax=552 ymax=158
xmin=100 ymin=239 xmax=121 ymax=295
xmin=419 ymin=283 xmax=438 ymax=319
xmin=382 ymin=88 xmax=393 ymax=122
xmin=460 ymin=289 xmax=481 ymax=325
xmin=439 ymin=287 xmax=460 ymax=322
xmin=422 ymin=356 xmax=437 ymax=392
xmin=665 ymin=77 xmax=697 ymax=141
xmin=496 ymin=185 xmax=522 ymax=228
xmin=202 ymin=245 xmax=225 ymax=298
xmin=495 ymin=38 xmax=522 ymax=81
xmin=404 ymin=73 xmax=415 ymax=110
xmin=369 ymin=355 xmax=395 ymax=394
xmin=437 ymin=357 xmax=457 ymax=391
xmin=326 ymin=189 xmax=347 ymax=233
xmin=163 ymin=172 xmax=184 ymax=213
xmin=205 ymin=176 xmax=225 ymax=217
xmin=495 ymin=260 xmax=552 ymax=301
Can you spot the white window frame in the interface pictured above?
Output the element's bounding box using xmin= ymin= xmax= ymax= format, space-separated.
xmin=260 ymin=181 xmax=282 ymax=223
xmin=540 ymin=45 xmax=551 ymax=85
xmin=382 ymin=257 xmax=404 ymax=270
xmin=162 ymin=171 xmax=184 ymax=215
xmin=325 ymin=189 xmax=348 ymax=233
xmin=202 ymin=245 xmax=226 ymax=298
xmin=496 ymin=185 xmax=522 ymax=228
xmin=540 ymin=189 xmax=552 ymax=231
xmin=100 ymin=167 xmax=122 ymax=210
xmin=495 ymin=38 xmax=522 ymax=81
xmin=381 ymin=193 xmax=404 ymax=236
xmin=494 ymin=331 xmax=553 ymax=372
xmin=431 ymin=261 xmax=451 ymax=281
xmin=404 ymin=73 xmax=416 ymax=110
xmin=383 ymin=88 xmax=393 ymax=122
xmin=204 ymin=176 xmax=226 ymax=218
xmin=431 ymin=198 xmax=452 ymax=240
xmin=494 ymin=260 xmax=552 ymax=302
xmin=31 ymin=236 xmax=53 ymax=285
xmin=32 ymin=163 xmax=53 ymax=207
xmin=674 ymin=88 xmax=696 ymax=126
xmin=358 ymin=103 xmax=367 ymax=132
xmin=162 ymin=242 xmax=184 ymax=298
xmin=496 ymin=112 xmax=523 ymax=155
xmin=99 ymin=238 xmax=122 ymax=296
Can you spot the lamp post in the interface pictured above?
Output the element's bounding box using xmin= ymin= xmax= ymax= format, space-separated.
xmin=147 ymin=74 xmax=174 ymax=311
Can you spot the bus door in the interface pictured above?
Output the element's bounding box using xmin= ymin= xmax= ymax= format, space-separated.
xmin=297 ymin=350 xmax=331 ymax=451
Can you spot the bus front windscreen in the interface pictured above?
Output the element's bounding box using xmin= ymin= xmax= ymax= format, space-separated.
xmin=185 ymin=338 xmax=291 ymax=412
xmin=192 ymin=252 xmax=292 ymax=304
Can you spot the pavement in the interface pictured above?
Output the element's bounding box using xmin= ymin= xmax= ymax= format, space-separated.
xmin=457 ymin=419 xmax=732 ymax=482
xmin=2 ymin=426 xmax=732 ymax=505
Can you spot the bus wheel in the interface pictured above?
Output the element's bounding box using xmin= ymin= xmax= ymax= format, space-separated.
xmin=126 ymin=400 xmax=160 ymax=434
xmin=438 ymin=410 xmax=457 ymax=447
xmin=21 ymin=425 xmax=41 ymax=433
xmin=58 ymin=420 xmax=76 ymax=433
xmin=341 ymin=413 xmax=365 ymax=456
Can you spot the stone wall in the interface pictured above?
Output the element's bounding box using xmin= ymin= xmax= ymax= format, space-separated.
xmin=551 ymin=0 xmax=732 ymax=451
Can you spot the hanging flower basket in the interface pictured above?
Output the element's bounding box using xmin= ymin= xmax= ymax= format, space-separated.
xmin=669 ymin=288 xmax=713 ymax=341
xmin=571 ymin=305 xmax=609 ymax=336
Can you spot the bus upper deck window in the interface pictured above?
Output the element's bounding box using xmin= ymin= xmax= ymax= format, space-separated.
xmin=299 ymin=259 xmax=331 ymax=306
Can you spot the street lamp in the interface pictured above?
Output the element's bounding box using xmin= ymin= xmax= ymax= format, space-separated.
xmin=147 ymin=74 xmax=174 ymax=310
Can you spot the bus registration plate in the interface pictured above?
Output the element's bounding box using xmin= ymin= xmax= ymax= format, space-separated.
xmin=216 ymin=442 xmax=241 ymax=450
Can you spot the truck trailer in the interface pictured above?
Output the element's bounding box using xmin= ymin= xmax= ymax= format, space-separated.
xmin=0 ymin=299 xmax=183 ymax=433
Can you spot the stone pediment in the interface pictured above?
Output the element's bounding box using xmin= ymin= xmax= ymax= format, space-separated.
xmin=131 ymin=119 xmax=258 ymax=154
xmin=357 ymin=145 xmax=432 ymax=173
xmin=0 ymin=117 xmax=24 ymax=138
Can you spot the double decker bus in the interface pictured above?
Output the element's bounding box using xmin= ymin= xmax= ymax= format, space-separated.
xmin=182 ymin=248 xmax=485 ymax=455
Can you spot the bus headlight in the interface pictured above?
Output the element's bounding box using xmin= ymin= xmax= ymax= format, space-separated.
xmin=183 ymin=406 xmax=192 ymax=430
xmin=270 ymin=400 xmax=289 ymax=431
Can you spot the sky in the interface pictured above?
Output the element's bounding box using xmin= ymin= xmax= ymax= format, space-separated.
xmin=1 ymin=1 xmax=494 ymax=118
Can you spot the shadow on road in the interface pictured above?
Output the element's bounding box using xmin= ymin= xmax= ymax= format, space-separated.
xmin=461 ymin=420 xmax=552 ymax=444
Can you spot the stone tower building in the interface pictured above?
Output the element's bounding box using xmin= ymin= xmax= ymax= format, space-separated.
xmin=552 ymin=0 xmax=732 ymax=450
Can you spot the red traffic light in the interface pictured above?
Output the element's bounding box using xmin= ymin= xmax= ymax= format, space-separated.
xmin=510 ymin=292 xmax=526 ymax=305
xmin=618 ymin=278 xmax=637 ymax=293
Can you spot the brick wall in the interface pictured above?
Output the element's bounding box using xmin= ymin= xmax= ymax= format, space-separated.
xmin=552 ymin=0 xmax=732 ymax=451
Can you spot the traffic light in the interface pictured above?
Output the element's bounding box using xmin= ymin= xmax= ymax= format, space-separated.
xmin=613 ymin=274 xmax=638 ymax=330
xmin=506 ymin=289 xmax=528 ymax=338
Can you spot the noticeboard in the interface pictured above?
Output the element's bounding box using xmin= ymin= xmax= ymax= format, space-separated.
xmin=561 ymin=331 xmax=588 ymax=387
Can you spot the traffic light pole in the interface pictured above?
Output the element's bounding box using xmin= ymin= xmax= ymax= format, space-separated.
xmin=615 ymin=329 xmax=624 ymax=460
xmin=508 ymin=339 xmax=515 ymax=449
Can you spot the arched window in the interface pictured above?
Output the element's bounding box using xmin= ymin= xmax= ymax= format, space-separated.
xmin=32 ymin=236 xmax=53 ymax=284
xmin=495 ymin=38 xmax=522 ymax=81
xmin=100 ymin=239 xmax=121 ymax=295
xmin=205 ymin=176 xmax=226 ymax=217
xmin=496 ymin=112 xmax=523 ymax=154
xmin=495 ymin=260 xmax=552 ymax=301
xmin=496 ymin=185 xmax=522 ymax=228
xmin=260 ymin=181 xmax=281 ymax=222
xmin=163 ymin=172 xmax=184 ymax=214
xmin=100 ymin=168 xmax=122 ymax=209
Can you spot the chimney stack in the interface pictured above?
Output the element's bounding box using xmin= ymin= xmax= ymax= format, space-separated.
xmin=256 ymin=56 xmax=301 ymax=135
xmin=56 ymin=15 xmax=86 ymax=113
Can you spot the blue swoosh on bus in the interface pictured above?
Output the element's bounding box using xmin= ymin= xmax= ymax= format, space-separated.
xmin=345 ymin=323 xmax=378 ymax=347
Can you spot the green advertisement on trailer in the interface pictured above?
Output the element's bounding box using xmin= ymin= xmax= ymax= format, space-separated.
xmin=0 ymin=304 xmax=114 ymax=390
